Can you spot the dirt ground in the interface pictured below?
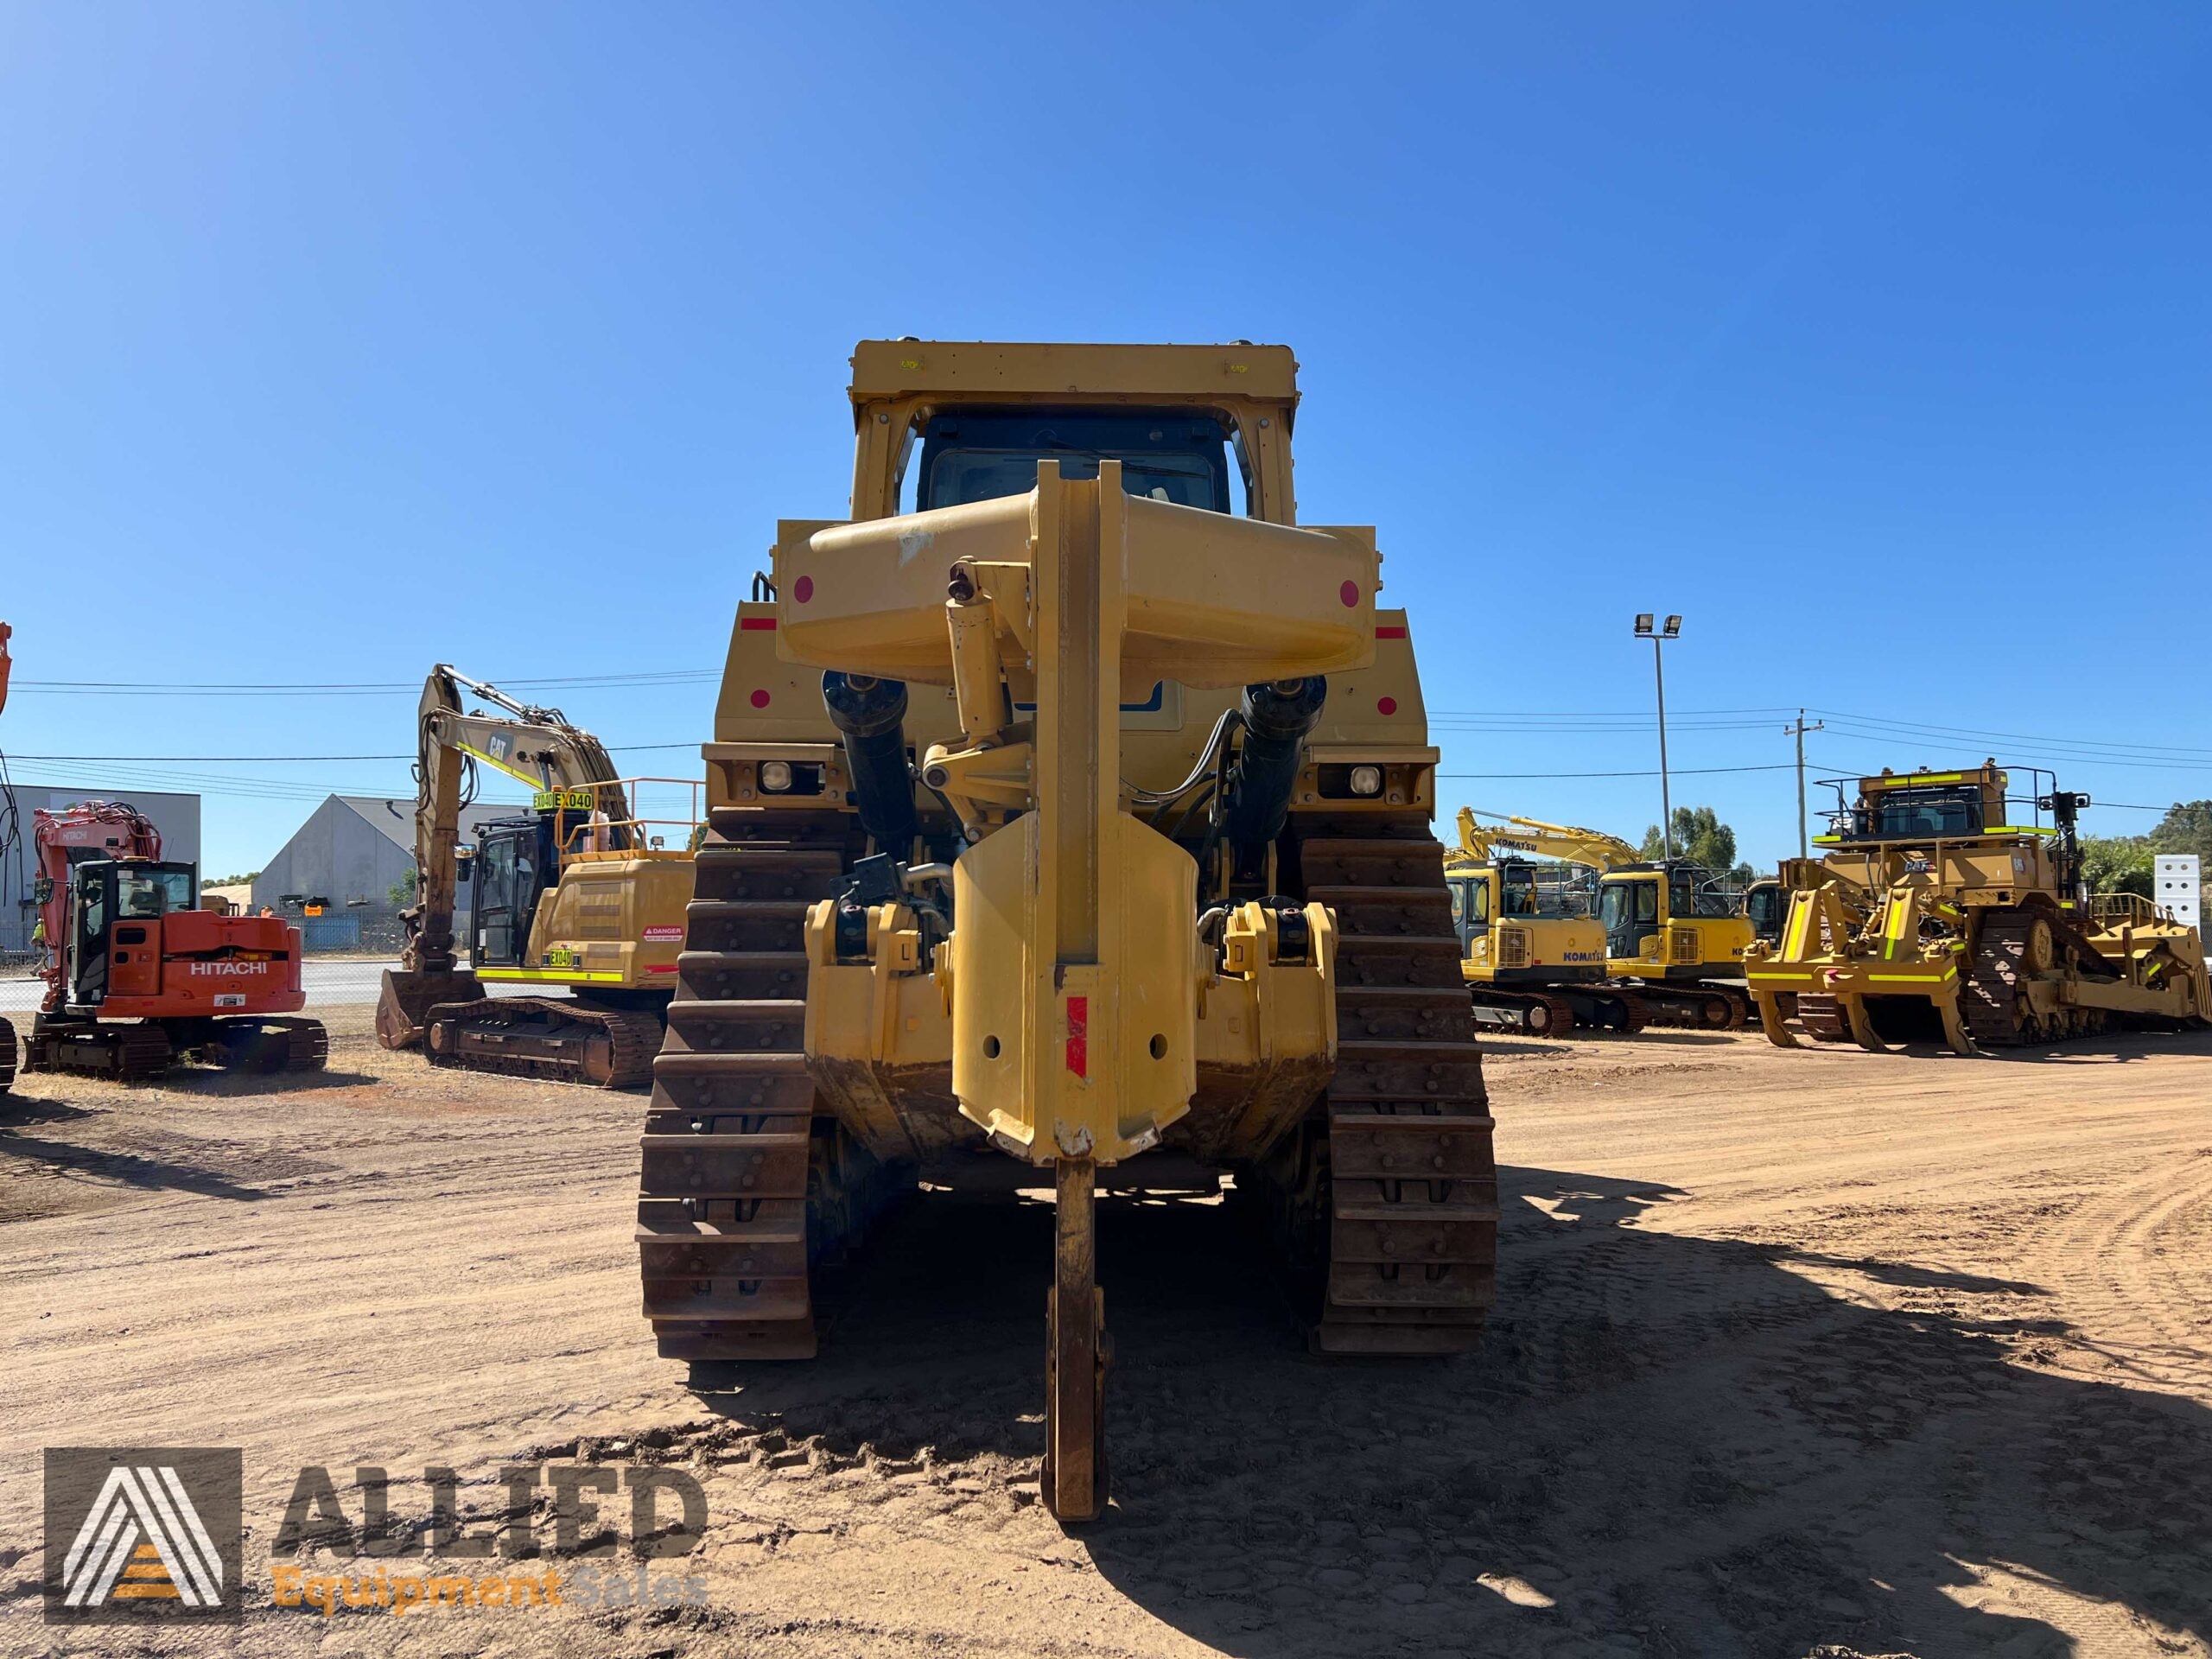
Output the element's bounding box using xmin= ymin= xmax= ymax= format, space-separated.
xmin=3 ymin=1009 xmax=2210 ymax=1658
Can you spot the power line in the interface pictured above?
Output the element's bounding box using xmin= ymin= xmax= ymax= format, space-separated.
xmin=10 ymin=670 xmax=720 ymax=697
xmin=6 ymin=741 xmax=702 ymax=763
xmin=1439 ymin=762 xmax=1798 ymax=780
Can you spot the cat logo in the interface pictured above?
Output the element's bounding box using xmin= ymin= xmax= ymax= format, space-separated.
xmin=44 ymin=1448 xmax=242 ymax=1624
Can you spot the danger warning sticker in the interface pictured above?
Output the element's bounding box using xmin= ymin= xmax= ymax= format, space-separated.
xmin=641 ymin=926 xmax=685 ymax=942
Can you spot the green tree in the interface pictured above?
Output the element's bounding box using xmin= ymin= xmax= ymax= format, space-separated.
xmin=2079 ymin=835 xmax=2154 ymax=899
xmin=388 ymin=868 xmax=419 ymax=909
xmin=1638 ymin=805 xmax=1737 ymax=872
xmin=2149 ymin=800 xmax=2212 ymax=864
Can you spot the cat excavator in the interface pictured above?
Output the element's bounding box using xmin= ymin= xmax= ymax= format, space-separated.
xmin=374 ymin=667 xmax=696 ymax=1088
xmin=1465 ymin=811 xmax=1753 ymax=1029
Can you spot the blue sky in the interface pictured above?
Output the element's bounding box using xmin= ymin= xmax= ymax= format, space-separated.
xmin=3 ymin=3 xmax=2209 ymax=874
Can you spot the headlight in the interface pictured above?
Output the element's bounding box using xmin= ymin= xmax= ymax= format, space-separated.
xmin=1349 ymin=765 xmax=1382 ymax=797
xmin=760 ymin=760 xmax=793 ymax=792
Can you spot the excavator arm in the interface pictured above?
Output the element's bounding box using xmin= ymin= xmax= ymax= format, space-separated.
xmin=1447 ymin=806 xmax=1495 ymax=868
xmin=378 ymin=667 xmax=634 ymax=1046
xmin=1460 ymin=810 xmax=1641 ymax=874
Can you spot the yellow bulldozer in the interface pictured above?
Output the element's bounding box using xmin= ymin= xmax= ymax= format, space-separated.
xmin=374 ymin=666 xmax=699 ymax=1087
xmin=637 ymin=340 xmax=1494 ymax=1521
xmin=1446 ymin=808 xmax=1643 ymax=1034
xmin=1744 ymin=761 xmax=2210 ymax=1052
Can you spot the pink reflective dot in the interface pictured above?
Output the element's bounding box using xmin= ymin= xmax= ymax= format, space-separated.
xmin=1377 ymin=696 xmax=1398 ymax=715
xmin=1339 ymin=581 xmax=1359 ymax=608
xmin=793 ymin=575 xmax=815 ymax=603
xmin=750 ymin=689 xmax=771 ymax=709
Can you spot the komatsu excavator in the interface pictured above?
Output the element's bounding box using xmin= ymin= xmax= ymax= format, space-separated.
xmin=639 ymin=340 xmax=1494 ymax=1522
xmin=1475 ymin=812 xmax=1753 ymax=1028
xmin=374 ymin=667 xmax=696 ymax=1088
xmin=1446 ymin=808 xmax=1637 ymax=1034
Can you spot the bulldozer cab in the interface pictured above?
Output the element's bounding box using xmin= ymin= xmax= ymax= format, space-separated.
xmin=68 ymin=860 xmax=194 ymax=1007
xmin=469 ymin=817 xmax=556 ymax=969
xmin=912 ymin=409 xmax=1238 ymax=514
xmin=1834 ymin=772 xmax=1995 ymax=842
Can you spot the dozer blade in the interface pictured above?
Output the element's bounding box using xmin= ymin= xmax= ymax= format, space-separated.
xmin=1042 ymin=1156 xmax=1109 ymax=1522
xmin=375 ymin=968 xmax=483 ymax=1050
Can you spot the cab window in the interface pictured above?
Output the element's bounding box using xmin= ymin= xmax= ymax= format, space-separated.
xmin=115 ymin=869 xmax=193 ymax=918
xmin=917 ymin=410 xmax=1235 ymax=514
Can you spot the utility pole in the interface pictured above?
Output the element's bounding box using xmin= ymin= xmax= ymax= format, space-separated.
xmin=1784 ymin=709 xmax=1823 ymax=856
xmin=1633 ymin=614 xmax=1681 ymax=859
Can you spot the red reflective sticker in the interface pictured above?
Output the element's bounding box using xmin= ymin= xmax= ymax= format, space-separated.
xmin=1377 ymin=696 xmax=1397 ymax=715
xmin=793 ymin=575 xmax=815 ymax=603
xmin=740 ymin=616 xmax=777 ymax=631
xmin=750 ymin=689 xmax=771 ymax=709
xmin=1339 ymin=580 xmax=1359 ymax=608
xmin=1376 ymin=624 xmax=1407 ymax=639
xmin=1065 ymin=995 xmax=1089 ymax=1078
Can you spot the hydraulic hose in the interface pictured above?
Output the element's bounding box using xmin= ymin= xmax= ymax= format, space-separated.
xmin=1222 ymin=677 xmax=1327 ymax=849
xmin=822 ymin=671 xmax=920 ymax=853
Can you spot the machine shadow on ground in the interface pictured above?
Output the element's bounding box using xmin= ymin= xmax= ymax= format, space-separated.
xmin=688 ymin=1162 xmax=2212 ymax=1659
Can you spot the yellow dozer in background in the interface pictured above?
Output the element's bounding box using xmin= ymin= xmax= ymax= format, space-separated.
xmin=1745 ymin=761 xmax=2210 ymax=1053
xmin=637 ymin=340 xmax=1494 ymax=1521
xmin=1446 ymin=808 xmax=1645 ymax=1034
xmin=375 ymin=666 xmax=699 ymax=1087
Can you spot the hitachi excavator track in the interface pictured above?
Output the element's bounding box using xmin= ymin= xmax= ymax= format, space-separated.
xmin=636 ymin=810 xmax=895 ymax=1363
xmin=1291 ymin=817 xmax=1497 ymax=1353
xmin=0 ymin=1020 xmax=16 ymax=1093
xmin=27 ymin=1020 xmax=177 ymax=1082
xmin=202 ymin=1016 xmax=329 ymax=1073
xmin=23 ymin=1015 xmax=327 ymax=1081
xmin=423 ymin=998 xmax=664 ymax=1088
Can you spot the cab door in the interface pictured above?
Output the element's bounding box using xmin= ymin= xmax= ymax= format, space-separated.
xmin=473 ymin=834 xmax=521 ymax=967
xmin=1447 ymin=872 xmax=1491 ymax=958
xmin=1602 ymin=876 xmax=1658 ymax=962
xmin=69 ymin=864 xmax=113 ymax=1006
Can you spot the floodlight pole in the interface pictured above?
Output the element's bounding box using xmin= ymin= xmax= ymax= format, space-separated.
xmin=1651 ymin=635 xmax=1672 ymax=860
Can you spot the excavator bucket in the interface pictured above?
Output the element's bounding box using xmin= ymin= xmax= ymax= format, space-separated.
xmin=375 ymin=969 xmax=484 ymax=1050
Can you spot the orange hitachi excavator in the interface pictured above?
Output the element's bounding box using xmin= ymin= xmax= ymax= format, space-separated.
xmin=25 ymin=798 xmax=327 ymax=1082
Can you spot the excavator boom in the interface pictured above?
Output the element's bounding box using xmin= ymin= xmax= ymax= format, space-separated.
xmin=377 ymin=667 xmax=693 ymax=1088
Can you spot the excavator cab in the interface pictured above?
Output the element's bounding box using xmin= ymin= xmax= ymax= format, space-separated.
xmin=1599 ymin=872 xmax=1661 ymax=960
xmin=67 ymin=860 xmax=195 ymax=1008
xmin=468 ymin=817 xmax=557 ymax=969
xmin=1744 ymin=877 xmax=1785 ymax=945
xmin=1446 ymin=868 xmax=1491 ymax=954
